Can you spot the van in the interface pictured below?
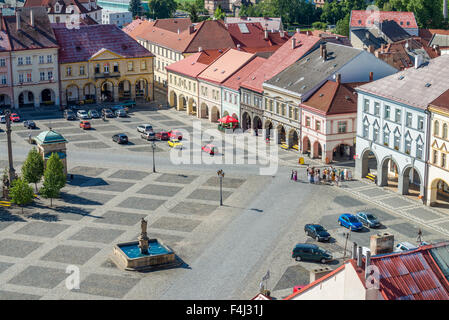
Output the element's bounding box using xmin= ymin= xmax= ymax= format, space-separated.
xmin=292 ymin=243 xmax=333 ymax=264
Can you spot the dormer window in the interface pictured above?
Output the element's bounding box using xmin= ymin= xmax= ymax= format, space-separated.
xmin=55 ymin=3 xmax=61 ymax=13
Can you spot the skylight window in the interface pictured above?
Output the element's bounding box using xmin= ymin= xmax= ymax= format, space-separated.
xmin=398 ymin=75 xmax=404 ymax=80
xmin=237 ymin=23 xmax=250 ymax=34
xmin=425 ymin=83 xmax=431 ymax=87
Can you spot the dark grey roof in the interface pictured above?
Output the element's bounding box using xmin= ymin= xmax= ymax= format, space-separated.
xmin=380 ymin=20 xmax=411 ymax=43
xmin=264 ymin=42 xmax=362 ymax=96
xmin=352 ymin=28 xmax=387 ymax=50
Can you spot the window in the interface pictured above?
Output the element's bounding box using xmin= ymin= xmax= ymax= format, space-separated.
xmin=305 ymin=116 xmax=311 ymax=127
xmin=141 ymin=60 xmax=147 ymax=70
xmin=373 ymin=126 xmax=379 ymax=142
xmin=18 ymin=73 xmax=24 ymax=83
xmin=288 ymin=106 xmax=293 ymax=118
xmin=48 ymin=71 xmax=53 ymax=80
xmin=79 ymin=66 xmax=85 ymax=75
xmin=25 ymin=56 xmax=31 ymax=65
xmin=128 ymin=61 xmax=133 ymax=71
xmin=40 ymin=72 xmax=45 ymax=81
xmin=363 ymin=123 xmax=369 ymax=137
xmin=442 ymin=153 xmax=447 ymax=168
xmin=338 ymin=121 xmax=347 ymax=133
xmin=416 ymin=143 xmax=423 ymax=159
xmin=374 ymin=102 xmax=380 ymax=116
xmin=395 ymin=109 xmax=401 ymax=123
xmin=433 ymin=150 xmax=439 ymax=164
xmin=113 ymin=63 xmax=119 ymax=73
xmin=435 ymin=121 xmax=440 ymax=136
xmin=394 ymin=135 xmax=400 ymax=150
xmin=383 ymin=131 xmax=390 ymax=146
xmin=275 ymin=101 xmax=279 ymax=114
xmin=316 ymin=120 xmax=321 ymax=132
xmin=405 ymin=139 xmax=411 ymax=154
xmin=294 ymin=108 xmax=299 ymax=120
xmin=406 ymin=112 xmax=412 ymax=127
xmin=0 ymin=58 xmax=5 ymax=67
xmin=66 ymin=66 xmax=72 ymax=76
xmin=281 ymin=103 xmax=286 ymax=116
xmin=95 ymin=64 xmax=100 ymax=73
xmin=18 ymin=57 xmax=23 ymax=65
xmin=26 ymin=72 xmax=32 ymax=82
xmin=1 ymin=74 xmax=6 ymax=85
xmin=384 ymin=105 xmax=390 ymax=119
xmin=39 ymin=56 xmax=44 ymax=64
xmin=444 ymin=124 xmax=448 ymax=139
xmin=418 ymin=116 xmax=424 ymax=131
xmin=104 ymin=63 xmax=109 ymax=73
xmin=47 ymin=55 xmax=52 ymax=63
xmin=363 ymin=99 xmax=370 ymax=113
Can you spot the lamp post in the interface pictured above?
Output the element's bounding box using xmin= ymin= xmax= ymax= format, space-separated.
xmin=217 ymin=169 xmax=224 ymax=206
xmin=5 ymin=109 xmax=15 ymax=184
xmin=151 ymin=141 xmax=156 ymax=173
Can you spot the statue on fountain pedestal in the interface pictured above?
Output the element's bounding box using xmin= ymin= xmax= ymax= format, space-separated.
xmin=138 ymin=218 xmax=150 ymax=255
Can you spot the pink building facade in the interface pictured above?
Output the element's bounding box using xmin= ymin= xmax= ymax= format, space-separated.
xmin=0 ymin=30 xmax=12 ymax=109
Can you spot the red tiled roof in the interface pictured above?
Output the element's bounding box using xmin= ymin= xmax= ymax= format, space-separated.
xmin=240 ymin=32 xmax=321 ymax=93
xmin=222 ymin=56 xmax=266 ymax=91
xmin=54 ymin=24 xmax=153 ymax=63
xmin=165 ymin=50 xmax=224 ymax=78
xmin=153 ymin=18 xmax=192 ymax=33
xmin=420 ymin=29 xmax=449 ymax=41
xmin=301 ymin=80 xmax=364 ymax=115
xmin=350 ymin=10 xmax=418 ymax=29
xmin=429 ymin=88 xmax=449 ymax=112
xmin=24 ymin=0 xmax=101 ymax=13
xmin=0 ymin=31 xmax=11 ymax=52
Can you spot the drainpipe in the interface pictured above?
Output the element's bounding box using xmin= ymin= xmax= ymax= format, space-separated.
xmin=423 ymin=108 xmax=431 ymax=205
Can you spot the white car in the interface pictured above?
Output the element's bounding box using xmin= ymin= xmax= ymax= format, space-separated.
xmin=394 ymin=242 xmax=418 ymax=253
xmin=77 ymin=110 xmax=89 ymax=119
xmin=137 ymin=124 xmax=153 ymax=133
xmin=0 ymin=115 xmax=5 ymax=124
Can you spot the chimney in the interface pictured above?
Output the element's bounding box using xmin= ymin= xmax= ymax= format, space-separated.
xmin=280 ymin=29 xmax=285 ymax=38
xmin=30 ymin=9 xmax=34 ymax=27
xmin=380 ymin=43 xmax=385 ymax=53
xmin=291 ymin=37 xmax=296 ymax=49
xmin=237 ymin=43 xmax=241 ymax=50
xmin=264 ymin=29 xmax=268 ymax=40
xmin=414 ymin=54 xmax=423 ymax=69
xmin=296 ymin=28 xmax=300 ymax=34
xmin=177 ymin=28 xmax=180 ymax=34
xmin=309 ymin=267 xmax=332 ymax=283
xmin=16 ymin=10 xmax=20 ymax=31
xmin=198 ymin=46 xmax=203 ymax=52
xmin=336 ymin=73 xmax=341 ymax=84
xmin=368 ymin=45 xmax=374 ymax=54
xmin=352 ymin=242 xmax=358 ymax=259
xmin=323 ymin=48 xmax=328 ymax=61
xmin=369 ymin=71 xmax=374 ymax=82
xmin=357 ymin=246 xmax=363 ymax=268
xmin=435 ymin=44 xmax=441 ymax=56
xmin=370 ymin=233 xmax=394 ymax=255
xmin=364 ymin=250 xmax=371 ymax=280
xmin=189 ymin=25 xmax=195 ymax=34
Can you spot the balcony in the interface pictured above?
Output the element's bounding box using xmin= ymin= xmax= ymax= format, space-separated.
xmin=94 ymin=71 xmax=121 ymax=79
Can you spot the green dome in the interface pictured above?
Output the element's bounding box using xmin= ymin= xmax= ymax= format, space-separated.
xmin=35 ymin=130 xmax=68 ymax=145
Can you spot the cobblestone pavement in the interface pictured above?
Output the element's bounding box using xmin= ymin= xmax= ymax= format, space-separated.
xmin=1 ymin=105 xmax=449 ymax=300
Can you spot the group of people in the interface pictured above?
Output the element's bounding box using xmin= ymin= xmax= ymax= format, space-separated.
xmin=305 ymin=166 xmax=352 ymax=185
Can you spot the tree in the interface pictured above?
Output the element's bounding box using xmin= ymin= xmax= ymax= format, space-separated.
xmin=9 ymin=177 xmax=34 ymax=214
xmin=383 ymin=0 xmax=444 ymax=28
xmin=335 ymin=13 xmax=350 ymax=37
xmin=214 ymin=5 xmax=226 ymax=20
xmin=21 ymin=148 xmax=44 ymax=193
xmin=148 ymin=0 xmax=177 ymax=19
xmin=40 ymin=153 xmax=66 ymax=207
xmin=129 ymin=0 xmax=142 ymax=17
xmin=185 ymin=2 xmax=199 ymax=22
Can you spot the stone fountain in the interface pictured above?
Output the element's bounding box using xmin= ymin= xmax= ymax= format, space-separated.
xmin=112 ymin=218 xmax=178 ymax=271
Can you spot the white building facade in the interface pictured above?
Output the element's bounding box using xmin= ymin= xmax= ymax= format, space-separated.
xmin=102 ymin=10 xmax=132 ymax=28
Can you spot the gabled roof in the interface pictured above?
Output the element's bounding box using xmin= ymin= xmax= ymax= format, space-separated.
xmin=419 ymin=29 xmax=449 ymax=41
xmin=301 ymin=81 xmax=365 ymax=115
xmin=264 ymin=43 xmax=362 ymax=97
xmin=240 ymin=32 xmax=322 ymax=93
xmin=429 ymin=88 xmax=449 ymax=113
xmin=54 ymin=24 xmax=153 ymax=64
xmin=224 ymin=16 xmax=283 ymax=31
xmin=0 ymin=31 xmax=11 ymax=52
xmin=3 ymin=7 xmax=58 ymax=51
xmin=153 ymin=18 xmax=192 ymax=33
xmin=350 ymin=10 xmax=418 ymax=29
xmin=222 ymin=56 xmax=266 ymax=91
xmin=198 ymin=48 xmax=255 ymax=84
xmin=24 ymin=0 xmax=101 ymax=13
xmin=307 ymin=30 xmax=352 ymax=47
xmin=357 ymin=55 xmax=449 ymax=110
xmin=429 ymin=33 xmax=449 ymax=49
xmin=165 ymin=50 xmax=224 ymax=78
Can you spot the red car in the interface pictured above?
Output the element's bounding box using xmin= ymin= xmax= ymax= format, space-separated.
xmin=79 ymin=120 xmax=91 ymax=130
xmin=202 ymin=144 xmax=217 ymax=156
xmin=168 ymin=130 xmax=183 ymax=140
xmin=155 ymin=131 xmax=169 ymax=141
xmin=9 ymin=113 xmax=20 ymax=122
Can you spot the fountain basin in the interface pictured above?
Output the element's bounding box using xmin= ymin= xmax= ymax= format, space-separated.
xmin=112 ymin=239 xmax=176 ymax=271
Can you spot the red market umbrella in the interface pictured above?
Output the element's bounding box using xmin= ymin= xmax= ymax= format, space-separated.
xmin=218 ymin=115 xmax=239 ymax=124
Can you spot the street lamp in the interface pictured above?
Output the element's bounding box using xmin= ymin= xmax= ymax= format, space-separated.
xmin=4 ymin=109 xmax=16 ymax=184
xmin=217 ymin=169 xmax=224 ymax=206
xmin=151 ymin=141 xmax=156 ymax=173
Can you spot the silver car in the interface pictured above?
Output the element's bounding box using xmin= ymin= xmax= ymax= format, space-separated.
xmin=0 ymin=115 xmax=5 ymax=124
xmin=137 ymin=124 xmax=153 ymax=133
xmin=77 ymin=110 xmax=89 ymax=119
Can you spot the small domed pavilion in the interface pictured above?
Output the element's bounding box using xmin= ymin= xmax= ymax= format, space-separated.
xmin=34 ymin=130 xmax=68 ymax=175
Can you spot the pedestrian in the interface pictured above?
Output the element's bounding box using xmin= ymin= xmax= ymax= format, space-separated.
xmin=348 ymin=169 xmax=352 ymax=181
xmin=335 ymin=175 xmax=339 ymax=187
xmin=315 ymin=171 xmax=320 ymax=184
xmin=417 ymin=228 xmax=423 ymax=245
xmin=294 ymin=171 xmax=298 ymax=182
xmin=291 ymin=170 xmax=294 ymax=180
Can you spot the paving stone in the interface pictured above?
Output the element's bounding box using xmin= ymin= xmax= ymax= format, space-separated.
xmin=333 ymin=195 xmax=365 ymax=207
xmin=117 ymin=197 xmax=166 ymax=211
xmin=73 ymin=273 xmax=140 ymax=298
xmin=0 ymin=238 xmax=42 ymax=258
xmin=40 ymin=245 xmax=101 ymax=265
xmin=42 ymin=121 xmax=75 ymax=128
xmin=361 ymin=208 xmax=396 ymax=222
xmin=0 ymin=261 xmax=13 ymax=274
xmin=69 ymin=166 xmax=107 ymax=177
xmin=339 ymin=180 xmax=370 ymax=189
xmin=62 ymin=192 xmax=115 ymax=206
xmin=14 ymin=221 xmax=70 ymax=238
xmin=87 ymin=179 xmax=134 ymax=192
xmin=187 ymin=188 xmax=233 ymax=202
xmin=8 ymin=266 xmax=67 ymax=289
xmin=159 ymin=120 xmax=188 ymax=127
xmin=52 ymin=206 xmax=95 ymax=221
xmin=150 ymin=217 xmax=201 ymax=232
xmin=128 ymin=146 xmax=164 ymax=152
xmin=56 ymin=127 xmax=89 ymax=135
xmin=123 ymin=138 xmax=148 ymax=146
xmin=73 ymin=141 xmax=110 ymax=149
xmin=94 ymin=210 xmax=147 ymax=226
xmin=203 ymin=177 xmax=246 ymax=189
xmin=68 ymin=227 xmax=124 ymax=244
xmin=155 ymin=173 xmax=198 ymax=184
xmin=64 ymin=134 xmax=98 ymax=142
xmin=169 ymin=201 xmax=217 ymax=216
xmin=404 ymin=207 xmax=441 ymax=221
xmin=137 ymin=184 xmax=182 ymax=197
xmin=0 ymin=290 xmax=42 ymax=300
xmin=380 ymin=197 xmax=413 ymax=209
xmin=388 ymin=222 xmax=431 ymax=238
xmin=92 ymin=125 xmax=122 ymax=132
xmin=358 ymin=188 xmax=388 ymax=198
xmin=108 ymin=169 xmax=149 ymax=180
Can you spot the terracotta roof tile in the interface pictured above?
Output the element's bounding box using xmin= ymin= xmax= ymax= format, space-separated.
xmin=350 ymin=10 xmax=418 ymax=29
xmin=222 ymin=56 xmax=266 ymax=91
xmin=165 ymin=50 xmax=224 ymax=78
xmin=153 ymin=18 xmax=192 ymax=33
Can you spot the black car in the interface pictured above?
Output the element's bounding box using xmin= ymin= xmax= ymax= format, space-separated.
xmin=102 ymin=108 xmax=115 ymax=118
xmin=23 ymin=120 xmax=36 ymax=129
xmin=64 ymin=110 xmax=76 ymax=120
xmin=304 ymin=224 xmax=331 ymax=242
xmin=112 ymin=133 xmax=128 ymax=144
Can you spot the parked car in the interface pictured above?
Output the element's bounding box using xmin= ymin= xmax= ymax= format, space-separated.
xmin=202 ymin=144 xmax=217 ymax=156
xmin=394 ymin=242 xmax=419 ymax=253
xmin=88 ymin=110 xmax=100 ymax=119
xmin=356 ymin=212 xmax=381 ymax=228
xmin=137 ymin=124 xmax=153 ymax=133
xmin=115 ymin=109 xmax=127 ymax=117
xmin=292 ymin=243 xmax=333 ymax=264
xmin=64 ymin=110 xmax=76 ymax=120
xmin=23 ymin=120 xmax=36 ymax=129
xmin=79 ymin=121 xmax=91 ymax=130
xmin=141 ymin=131 xmax=156 ymax=141
xmin=168 ymin=138 xmax=182 ymax=149
xmin=9 ymin=113 xmax=20 ymax=122
xmin=304 ymin=224 xmax=331 ymax=242
xmin=101 ymin=108 xmax=114 ymax=118
xmin=112 ymin=133 xmax=128 ymax=144
xmin=0 ymin=115 xmax=6 ymax=123
xmin=111 ymin=105 xmax=128 ymax=112
xmin=155 ymin=131 xmax=169 ymax=141
xmin=168 ymin=130 xmax=183 ymax=140
xmin=76 ymin=110 xmax=89 ymax=119
xmin=338 ymin=213 xmax=363 ymax=231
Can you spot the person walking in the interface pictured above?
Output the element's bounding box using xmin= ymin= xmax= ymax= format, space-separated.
xmin=291 ymin=170 xmax=294 ymax=180
xmin=294 ymin=171 xmax=298 ymax=182
xmin=417 ymin=228 xmax=423 ymax=245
